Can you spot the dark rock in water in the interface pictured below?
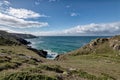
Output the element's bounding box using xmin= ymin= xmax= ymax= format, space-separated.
xmin=55 ymin=55 xmax=60 ymax=60
xmin=39 ymin=50 xmax=47 ymax=57
xmin=27 ymin=47 xmax=47 ymax=58
xmin=16 ymin=38 xmax=31 ymax=45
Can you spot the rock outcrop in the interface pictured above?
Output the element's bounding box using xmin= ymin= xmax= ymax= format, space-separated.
xmin=10 ymin=33 xmax=38 ymax=39
xmin=56 ymin=35 xmax=120 ymax=60
xmin=0 ymin=30 xmax=32 ymax=45
xmin=27 ymin=47 xmax=47 ymax=58
xmin=0 ymin=30 xmax=48 ymax=58
xmin=109 ymin=36 xmax=120 ymax=51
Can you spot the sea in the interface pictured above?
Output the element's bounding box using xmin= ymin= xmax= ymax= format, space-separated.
xmin=26 ymin=36 xmax=110 ymax=59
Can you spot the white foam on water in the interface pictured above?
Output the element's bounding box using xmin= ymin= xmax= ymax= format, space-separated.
xmin=45 ymin=50 xmax=58 ymax=59
xmin=26 ymin=39 xmax=58 ymax=59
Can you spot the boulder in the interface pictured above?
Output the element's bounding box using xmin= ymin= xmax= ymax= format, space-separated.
xmin=16 ymin=38 xmax=31 ymax=45
xmin=27 ymin=47 xmax=47 ymax=58
xmin=109 ymin=40 xmax=120 ymax=50
xmin=113 ymin=44 xmax=120 ymax=50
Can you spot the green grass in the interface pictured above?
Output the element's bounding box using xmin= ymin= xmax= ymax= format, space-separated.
xmin=39 ymin=65 xmax=64 ymax=73
xmin=77 ymin=70 xmax=116 ymax=80
xmin=0 ymin=56 xmax=11 ymax=63
xmin=0 ymin=45 xmax=43 ymax=72
xmin=0 ymin=35 xmax=120 ymax=80
xmin=22 ymin=67 xmax=42 ymax=73
xmin=0 ymin=62 xmax=20 ymax=71
xmin=55 ymin=47 xmax=120 ymax=80
xmin=0 ymin=46 xmax=43 ymax=59
xmin=0 ymin=49 xmax=15 ymax=54
xmin=0 ymin=37 xmax=18 ymax=46
xmin=1 ymin=72 xmax=57 ymax=80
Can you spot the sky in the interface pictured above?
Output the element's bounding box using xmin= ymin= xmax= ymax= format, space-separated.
xmin=0 ymin=0 xmax=120 ymax=36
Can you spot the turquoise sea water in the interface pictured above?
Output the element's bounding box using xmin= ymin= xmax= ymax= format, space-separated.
xmin=26 ymin=36 xmax=110 ymax=59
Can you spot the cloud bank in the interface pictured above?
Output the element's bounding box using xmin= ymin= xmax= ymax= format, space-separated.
xmin=31 ymin=22 xmax=120 ymax=36
xmin=7 ymin=7 xmax=48 ymax=19
xmin=0 ymin=13 xmax=48 ymax=28
xmin=64 ymin=22 xmax=120 ymax=35
xmin=0 ymin=0 xmax=48 ymax=29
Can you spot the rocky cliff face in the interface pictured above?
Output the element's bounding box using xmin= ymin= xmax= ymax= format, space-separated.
xmin=56 ymin=35 xmax=120 ymax=60
xmin=27 ymin=47 xmax=47 ymax=58
xmin=10 ymin=33 xmax=37 ymax=39
xmin=0 ymin=30 xmax=47 ymax=58
xmin=0 ymin=33 xmax=120 ymax=80
xmin=0 ymin=30 xmax=31 ymax=45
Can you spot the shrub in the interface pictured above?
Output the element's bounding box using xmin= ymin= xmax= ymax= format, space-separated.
xmin=1 ymin=72 xmax=57 ymax=80
xmin=39 ymin=65 xmax=64 ymax=73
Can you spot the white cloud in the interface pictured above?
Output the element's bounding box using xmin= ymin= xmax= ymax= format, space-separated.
xmin=32 ymin=31 xmax=64 ymax=36
xmin=64 ymin=22 xmax=120 ymax=35
xmin=35 ymin=2 xmax=40 ymax=5
xmin=66 ymin=5 xmax=70 ymax=8
xmin=0 ymin=26 xmax=16 ymax=33
xmin=3 ymin=0 xmax=11 ymax=6
xmin=0 ymin=0 xmax=11 ymax=6
xmin=0 ymin=0 xmax=49 ymax=29
xmin=7 ymin=7 xmax=48 ymax=19
xmin=0 ymin=0 xmax=11 ymax=13
xmin=1 ymin=21 xmax=120 ymax=36
xmin=0 ymin=13 xmax=48 ymax=28
xmin=70 ymin=12 xmax=79 ymax=17
xmin=49 ymin=0 xmax=57 ymax=2
xmin=29 ymin=22 xmax=120 ymax=36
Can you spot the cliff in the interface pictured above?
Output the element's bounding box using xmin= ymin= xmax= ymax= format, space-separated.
xmin=10 ymin=33 xmax=38 ymax=39
xmin=0 ymin=33 xmax=120 ymax=80
xmin=0 ymin=30 xmax=31 ymax=45
xmin=56 ymin=35 xmax=120 ymax=60
xmin=0 ymin=30 xmax=47 ymax=57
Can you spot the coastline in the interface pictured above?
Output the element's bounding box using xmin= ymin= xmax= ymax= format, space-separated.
xmin=0 ymin=31 xmax=120 ymax=79
xmin=26 ymin=36 xmax=112 ymax=59
xmin=26 ymin=38 xmax=58 ymax=59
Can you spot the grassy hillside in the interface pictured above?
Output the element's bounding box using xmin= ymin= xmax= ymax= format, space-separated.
xmin=55 ymin=35 xmax=120 ymax=80
xmin=0 ymin=31 xmax=120 ymax=80
xmin=0 ymin=31 xmax=55 ymax=80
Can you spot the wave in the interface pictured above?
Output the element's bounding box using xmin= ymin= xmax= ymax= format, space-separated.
xmin=45 ymin=50 xmax=58 ymax=59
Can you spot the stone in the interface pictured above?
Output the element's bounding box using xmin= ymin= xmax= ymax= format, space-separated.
xmin=113 ymin=44 xmax=120 ymax=50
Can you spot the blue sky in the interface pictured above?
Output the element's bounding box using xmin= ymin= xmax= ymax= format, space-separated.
xmin=0 ymin=0 xmax=120 ymax=36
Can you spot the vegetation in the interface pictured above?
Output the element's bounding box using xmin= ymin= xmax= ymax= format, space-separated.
xmin=39 ymin=65 xmax=64 ymax=73
xmin=71 ymin=70 xmax=116 ymax=80
xmin=0 ymin=30 xmax=120 ymax=80
xmin=1 ymin=72 xmax=57 ymax=80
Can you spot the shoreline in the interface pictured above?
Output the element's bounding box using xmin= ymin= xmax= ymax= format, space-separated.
xmin=26 ymin=36 xmax=112 ymax=59
xmin=26 ymin=39 xmax=58 ymax=59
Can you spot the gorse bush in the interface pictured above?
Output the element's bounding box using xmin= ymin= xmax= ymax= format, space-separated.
xmin=0 ymin=62 xmax=19 ymax=71
xmin=1 ymin=72 xmax=57 ymax=80
xmin=39 ymin=65 xmax=64 ymax=73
